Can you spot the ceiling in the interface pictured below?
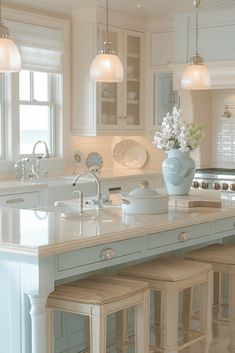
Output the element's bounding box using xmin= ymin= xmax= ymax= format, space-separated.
xmin=6 ymin=0 xmax=235 ymax=18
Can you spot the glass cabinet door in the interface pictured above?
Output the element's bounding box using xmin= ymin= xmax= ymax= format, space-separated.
xmin=124 ymin=30 xmax=144 ymax=129
xmin=154 ymin=71 xmax=178 ymax=126
xmin=98 ymin=26 xmax=121 ymax=128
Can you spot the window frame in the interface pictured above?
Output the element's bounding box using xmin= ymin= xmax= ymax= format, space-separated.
xmin=0 ymin=7 xmax=70 ymax=173
xmin=19 ymin=70 xmax=57 ymax=157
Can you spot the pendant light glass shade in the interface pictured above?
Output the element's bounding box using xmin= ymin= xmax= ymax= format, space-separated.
xmin=0 ymin=37 xmax=21 ymax=72
xmin=0 ymin=0 xmax=21 ymax=73
xmin=181 ymin=0 xmax=210 ymax=90
xmin=90 ymin=52 xmax=124 ymax=82
xmin=90 ymin=0 xmax=123 ymax=82
xmin=181 ymin=53 xmax=211 ymax=90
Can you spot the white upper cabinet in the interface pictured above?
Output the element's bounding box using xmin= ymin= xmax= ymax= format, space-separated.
xmin=97 ymin=26 xmax=144 ymax=133
xmin=72 ymin=10 xmax=145 ymax=136
xmin=150 ymin=30 xmax=173 ymax=66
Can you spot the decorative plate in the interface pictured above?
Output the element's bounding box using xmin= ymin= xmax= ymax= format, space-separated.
xmin=86 ymin=152 xmax=103 ymax=170
xmin=73 ymin=150 xmax=85 ymax=167
xmin=113 ymin=139 xmax=148 ymax=169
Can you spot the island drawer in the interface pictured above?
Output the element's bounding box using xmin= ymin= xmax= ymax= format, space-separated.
xmin=148 ymin=222 xmax=211 ymax=250
xmin=215 ymin=217 xmax=235 ymax=234
xmin=57 ymin=237 xmax=143 ymax=272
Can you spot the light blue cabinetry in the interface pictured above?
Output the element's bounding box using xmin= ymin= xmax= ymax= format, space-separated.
xmin=52 ymin=217 xmax=235 ymax=353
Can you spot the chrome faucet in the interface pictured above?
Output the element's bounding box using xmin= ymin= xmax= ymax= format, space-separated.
xmin=73 ymin=171 xmax=102 ymax=209
xmin=32 ymin=140 xmax=50 ymax=159
xmin=30 ymin=140 xmax=50 ymax=179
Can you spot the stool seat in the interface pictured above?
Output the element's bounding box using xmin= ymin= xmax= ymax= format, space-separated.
xmin=120 ymin=257 xmax=212 ymax=282
xmin=186 ymin=244 xmax=235 ymax=265
xmin=48 ymin=275 xmax=149 ymax=305
xmin=47 ymin=275 xmax=150 ymax=353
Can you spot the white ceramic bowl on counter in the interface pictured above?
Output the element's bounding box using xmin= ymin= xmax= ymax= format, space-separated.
xmin=121 ymin=181 xmax=168 ymax=214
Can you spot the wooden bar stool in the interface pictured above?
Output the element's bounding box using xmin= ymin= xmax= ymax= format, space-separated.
xmin=120 ymin=257 xmax=213 ymax=353
xmin=186 ymin=243 xmax=235 ymax=353
xmin=47 ymin=275 xmax=150 ymax=353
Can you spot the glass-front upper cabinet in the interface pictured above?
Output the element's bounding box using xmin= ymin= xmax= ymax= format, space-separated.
xmin=97 ymin=26 xmax=144 ymax=132
xmin=124 ymin=30 xmax=144 ymax=130
xmin=98 ymin=26 xmax=121 ymax=128
xmin=153 ymin=71 xmax=179 ymax=126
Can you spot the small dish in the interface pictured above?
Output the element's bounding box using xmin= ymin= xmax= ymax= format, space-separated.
xmin=113 ymin=139 xmax=148 ymax=169
xmin=73 ymin=150 xmax=85 ymax=167
xmin=86 ymin=152 xmax=103 ymax=171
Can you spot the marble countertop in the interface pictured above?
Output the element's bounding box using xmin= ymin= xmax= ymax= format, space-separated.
xmin=0 ymin=204 xmax=234 ymax=257
xmin=0 ymin=169 xmax=161 ymax=194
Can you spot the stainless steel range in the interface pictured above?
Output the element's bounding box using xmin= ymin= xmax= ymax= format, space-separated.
xmin=193 ymin=168 xmax=235 ymax=206
xmin=193 ymin=168 xmax=235 ymax=191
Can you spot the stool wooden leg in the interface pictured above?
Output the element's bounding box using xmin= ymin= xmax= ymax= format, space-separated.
xmin=135 ymin=291 xmax=150 ymax=353
xmin=183 ymin=287 xmax=193 ymax=332
xmin=47 ymin=308 xmax=54 ymax=353
xmin=200 ymin=271 xmax=213 ymax=353
xmin=90 ymin=306 xmax=106 ymax=353
xmin=228 ymin=273 xmax=235 ymax=353
xmin=116 ymin=309 xmax=128 ymax=353
xmin=163 ymin=289 xmax=179 ymax=353
xmin=154 ymin=290 xmax=164 ymax=348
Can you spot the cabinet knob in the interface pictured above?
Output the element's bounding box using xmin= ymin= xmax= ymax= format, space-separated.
xmin=177 ymin=231 xmax=189 ymax=241
xmin=100 ymin=248 xmax=116 ymax=260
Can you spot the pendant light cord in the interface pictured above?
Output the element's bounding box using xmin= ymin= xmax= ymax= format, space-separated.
xmin=195 ymin=3 xmax=199 ymax=54
xmin=105 ymin=0 xmax=110 ymax=44
xmin=0 ymin=0 xmax=2 ymax=24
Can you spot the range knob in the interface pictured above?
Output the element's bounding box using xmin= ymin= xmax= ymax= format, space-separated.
xmin=200 ymin=182 xmax=209 ymax=189
xmin=222 ymin=183 xmax=229 ymax=191
xmin=192 ymin=181 xmax=200 ymax=188
xmin=230 ymin=184 xmax=235 ymax=191
xmin=213 ymin=182 xmax=221 ymax=190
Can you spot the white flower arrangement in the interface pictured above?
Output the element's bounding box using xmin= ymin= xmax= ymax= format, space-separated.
xmin=153 ymin=107 xmax=205 ymax=152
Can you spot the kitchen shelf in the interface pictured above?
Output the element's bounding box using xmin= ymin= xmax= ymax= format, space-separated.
xmin=127 ymin=53 xmax=139 ymax=59
xmin=101 ymin=97 xmax=116 ymax=103
xmin=127 ymin=77 xmax=139 ymax=82
xmin=127 ymin=99 xmax=139 ymax=105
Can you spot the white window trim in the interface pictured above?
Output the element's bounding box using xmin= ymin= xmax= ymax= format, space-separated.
xmin=0 ymin=6 xmax=70 ymax=173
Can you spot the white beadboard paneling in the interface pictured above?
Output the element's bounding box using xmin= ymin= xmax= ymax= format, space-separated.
xmin=211 ymin=90 xmax=235 ymax=168
xmin=6 ymin=0 xmax=235 ymax=18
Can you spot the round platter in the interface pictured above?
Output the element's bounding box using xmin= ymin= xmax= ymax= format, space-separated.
xmin=113 ymin=139 xmax=148 ymax=168
xmin=86 ymin=152 xmax=103 ymax=170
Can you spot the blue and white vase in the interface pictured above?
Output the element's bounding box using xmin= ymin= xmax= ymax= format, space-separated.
xmin=162 ymin=149 xmax=196 ymax=195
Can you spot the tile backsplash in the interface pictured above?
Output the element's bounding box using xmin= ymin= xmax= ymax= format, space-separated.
xmin=70 ymin=135 xmax=164 ymax=172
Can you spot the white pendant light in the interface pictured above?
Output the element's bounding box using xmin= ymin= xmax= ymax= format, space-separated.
xmin=181 ymin=0 xmax=210 ymax=90
xmin=90 ymin=0 xmax=124 ymax=82
xmin=0 ymin=0 xmax=21 ymax=72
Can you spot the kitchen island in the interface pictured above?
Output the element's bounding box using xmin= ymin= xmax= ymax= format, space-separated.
xmin=1 ymin=205 xmax=235 ymax=353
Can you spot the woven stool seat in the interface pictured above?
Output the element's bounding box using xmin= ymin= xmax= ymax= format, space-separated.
xmin=186 ymin=244 xmax=235 ymax=353
xmin=48 ymin=275 xmax=149 ymax=305
xmin=186 ymin=244 xmax=235 ymax=265
xmin=47 ymin=274 xmax=150 ymax=353
xmin=120 ymin=257 xmax=212 ymax=282
xmin=120 ymin=256 xmax=213 ymax=353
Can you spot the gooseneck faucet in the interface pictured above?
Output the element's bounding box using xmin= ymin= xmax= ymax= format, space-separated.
xmin=32 ymin=140 xmax=50 ymax=159
xmin=30 ymin=140 xmax=50 ymax=179
xmin=73 ymin=171 xmax=102 ymax=209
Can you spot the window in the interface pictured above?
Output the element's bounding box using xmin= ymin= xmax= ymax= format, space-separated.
xmin=19 ymin=70 xmax=58 ymax=156
xmin=0 ymin=10 xmax=69 ymax=171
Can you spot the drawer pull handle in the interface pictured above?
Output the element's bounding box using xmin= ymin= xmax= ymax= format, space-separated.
xmin=109 ymin=187 xmax=121 ymax=194
xmin=178 ymin=231 xmax=190 ymax=241
xmin=100 ymin=248 xmax=116 ymax=260
xmin=6 ymin=198 xmax=24 ymax=204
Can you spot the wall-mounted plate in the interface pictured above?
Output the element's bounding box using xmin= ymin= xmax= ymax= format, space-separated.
xmin=73 ymin=150 xmax=85 ymax=167
xmin=86 ymin=152 xmax=103 ymax=170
